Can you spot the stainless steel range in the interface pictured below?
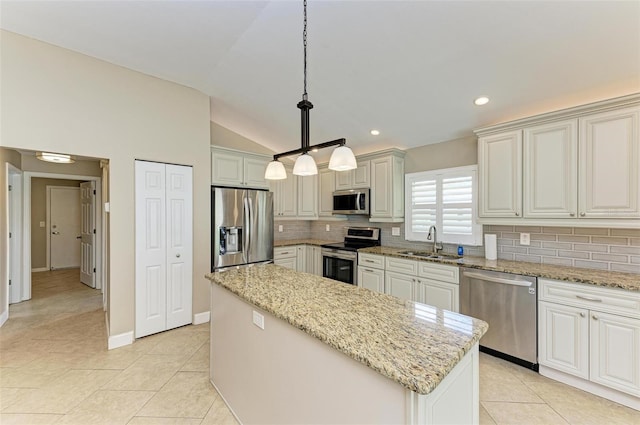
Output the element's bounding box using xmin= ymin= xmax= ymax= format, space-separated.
xmin=321 ymin=227 xmax=380 ymax=285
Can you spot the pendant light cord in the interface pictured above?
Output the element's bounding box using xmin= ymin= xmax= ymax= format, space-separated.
xmin=303 ymin=0 xmax=308 ymax=101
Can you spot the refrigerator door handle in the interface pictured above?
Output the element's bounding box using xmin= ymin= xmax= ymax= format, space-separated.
xmin=243 ymin=196 xmax=250 ymax=264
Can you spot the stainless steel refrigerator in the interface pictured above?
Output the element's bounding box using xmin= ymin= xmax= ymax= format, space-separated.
xmin=211 ymin=187 xmax=274 ymax=271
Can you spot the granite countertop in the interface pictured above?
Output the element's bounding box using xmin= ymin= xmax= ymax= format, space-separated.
xmin=274 ymin=239 xmax=338 ymax=247
xmin=206 ymin=264 xmax=488 ymax=395
xmin=359 ymin=246 xmax=640 ymax=292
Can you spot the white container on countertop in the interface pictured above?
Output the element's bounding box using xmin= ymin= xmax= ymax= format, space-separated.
xmin=484 ymin=234 xmax=497 ymax=260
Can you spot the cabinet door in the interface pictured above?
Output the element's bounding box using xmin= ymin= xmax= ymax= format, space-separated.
xmin=538 ymin=301 xmax=589 ymax=379
xmin=335 ymin=170 xmax=352 ymax=190
xmin=358 ymin=266 xmax=384 ymax=293
xmin=353 ymin=161 xmax=371 ymax=188
xmin=478 ymin=131 xmax=522 ymax=217
xmin=419 ymin=279 xmax=459 ymax=312
xmin=313 ymin=247 xmax=323 ymax=275
xmin=370 ymin=157 xmax=392 ymax=218
xmin=318 ymin=168 xmax=336 ymax=217
xmin=523 ymin=120 xmax=578 ymax=218
xmin=590 ymin=311 xmax=640 ymax=396
xmin=296 ymin=245 xmax=307 ymax=272
xmin=274 ymin=257 xmax=297 ymax=271
xmin=297 ymin=175 xmax=318 ymax=218
xmin=211 ymin=150 xmax=244 ymax=186
xmin=280 ymin=174 xmax=298 ymax=217
xmin=579 ymin=106 xmax=640 ymax=218
xmin=243 ymin=156 xmax=270 ymax=189
xmin=384 ymin=271 xmax=414 ymax=302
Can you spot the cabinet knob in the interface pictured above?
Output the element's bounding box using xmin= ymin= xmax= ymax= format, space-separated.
xmin=176 ymin=253 xmax=181 ymax=258
xmin=580 ymin=212 xmax=586 ymax=217
xmin=569 ymin=212 xmax=575 ymax=217
xmin=515 ymin=212 xmax=519 ymax=216
xmin=592 ymin=315 xmax=598 ymax=320
xmin=579 ymin=312 xmax=585 ymax=317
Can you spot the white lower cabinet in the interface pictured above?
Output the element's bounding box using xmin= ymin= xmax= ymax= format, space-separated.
xmin=357 ymin=266 xmax=384 ymax=293
xmin=274 ymin=246 xmax=297 ymax=271
xmin=296 ymin=245 xmax=307 ymax=272
xmin=538 ymin=278 xmax=640 ymax=407
xmin=384 ymin=271 xmax=415 ymax=302
xmin=306 ymin=245 xmax=322 ymax=276
xmin=417 ymin=278 xmax=459 ymax=313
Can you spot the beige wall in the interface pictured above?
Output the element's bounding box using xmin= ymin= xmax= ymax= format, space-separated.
xmin=404 ymin=136 xmax=477 ymax=173
xmin=211 ymin=121 xmax=274 ymax=155
xmin=21 ymin=155 xmax=102 ymax=176
xmin=0 ymin=148 xmax=22 ymax=320
xmin=30 ymin=178 xmax=82 ymax=270
xmin=0 ymin=31 xmax=211 ymax=336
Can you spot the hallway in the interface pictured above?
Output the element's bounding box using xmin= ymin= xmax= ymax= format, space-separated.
xmin=0 ymin=269 xmax=237 ymax=425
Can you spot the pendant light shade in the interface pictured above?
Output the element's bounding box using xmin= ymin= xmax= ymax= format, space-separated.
xmin=264 ymin=160 xmax=287 ymax=180
xmin=328 ymin=146 xmax=357 ymax=171
xmin=292 ymin=153 xmax=318 ymax=176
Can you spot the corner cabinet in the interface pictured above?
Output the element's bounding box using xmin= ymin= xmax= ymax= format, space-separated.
xmin=475 ymin=95 xmax=640 ymax=228
xmin=211 ymin=146 xmax=270 ymax=189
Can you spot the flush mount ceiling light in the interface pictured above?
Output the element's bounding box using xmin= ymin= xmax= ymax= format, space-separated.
xmin=36 ymin=152 xmax=75 ymax=163
xmin=370 ymin=129 xmax=380 ymax=136
xmin=474 ymin=96 xmax=490 ymax=106
xmin=265 ymin=0 xmax=357 ymax=180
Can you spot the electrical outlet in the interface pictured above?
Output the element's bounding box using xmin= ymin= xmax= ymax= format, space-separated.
xmin=39 ymin=221 xmax=45 ymax=228
xmin=325 ymin=224 xmax=331 ymax=232
xmin=278 ymin=225 xmax=283 ymax=232
xmin=520 ymin=233 xmax=530 ymax=246
xmin=252 ymin=311 xmax=264 ymax=330
xmin=392 ymin=227 xmax=400 ymax=236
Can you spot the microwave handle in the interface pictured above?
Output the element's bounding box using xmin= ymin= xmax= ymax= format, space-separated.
xmin=356 ymin=192 xmax=361 ymax=210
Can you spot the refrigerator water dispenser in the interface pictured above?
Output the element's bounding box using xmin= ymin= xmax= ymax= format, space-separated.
xmin=219 ymin=226 xmax=243 ymax=255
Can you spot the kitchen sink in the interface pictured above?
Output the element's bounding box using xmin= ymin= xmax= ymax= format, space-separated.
xmin=398 ymin=251 xmax=461 ymax=261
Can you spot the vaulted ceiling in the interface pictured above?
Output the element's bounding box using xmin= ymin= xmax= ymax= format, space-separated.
xmin=2 ymin=1 xmax=638 ymax=159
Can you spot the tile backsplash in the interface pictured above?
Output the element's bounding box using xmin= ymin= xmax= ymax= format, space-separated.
xmin=274 ymin=217 xmax=639 ymax=274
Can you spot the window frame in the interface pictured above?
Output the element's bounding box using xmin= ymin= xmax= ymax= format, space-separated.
xmin=404 ymin=164 xmax=483 ymax=246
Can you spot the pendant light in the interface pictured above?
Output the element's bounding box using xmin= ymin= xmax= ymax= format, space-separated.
xmin=265 ymin=0 xmax=357 ymax=180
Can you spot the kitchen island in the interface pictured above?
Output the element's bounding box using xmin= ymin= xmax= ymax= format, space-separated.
xmin=206 ymin=264 xmax=488 ymax=424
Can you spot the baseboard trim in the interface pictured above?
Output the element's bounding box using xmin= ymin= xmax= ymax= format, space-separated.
xmin=193 ymin=311 xmax=211 ymax=325
xmin=108 ymin=330 xmax=134 ymax=350
xmin=0 ymin=309 xmax=8 ymax=327
xmin=31 ymin=267 xmax=48 ymax=272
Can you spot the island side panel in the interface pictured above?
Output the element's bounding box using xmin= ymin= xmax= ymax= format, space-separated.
xmin=210 ymin=283 xmax=407 ymax=424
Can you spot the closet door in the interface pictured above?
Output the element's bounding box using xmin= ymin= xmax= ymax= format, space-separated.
xmin=135 ymin=161 xmax=167 ymax=338
xmin=165 ymin=165 xmax=193 ymax=330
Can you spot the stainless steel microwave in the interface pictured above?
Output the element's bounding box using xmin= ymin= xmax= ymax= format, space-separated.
xmin=332 ymin=189 xmax=370 ymax=215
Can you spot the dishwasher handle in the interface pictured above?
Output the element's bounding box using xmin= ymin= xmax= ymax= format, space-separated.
xmin=463 ymin=271 xmax=534 ymax=287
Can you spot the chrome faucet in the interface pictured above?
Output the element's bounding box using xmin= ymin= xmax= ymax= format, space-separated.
xmin=427 ymin=225 xmax=443 ymax=254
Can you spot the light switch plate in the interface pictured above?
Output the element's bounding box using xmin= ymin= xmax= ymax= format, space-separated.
xmin=392 ymin=227 xmax=400 ymax=236
xmin=278 ymin=225 xmax=283 ymax=232
xmin=39 ymin=221 xmax=45 ymax=228
xmin=104 ymin=202 xmax=110 ymax=212
xmin=325 ymin=224 xmax=331 ymax=232
xmin=520 ymin=233 xmax=530 ymax=246
xmin=252 ymin=311 xmax=264 ymax=330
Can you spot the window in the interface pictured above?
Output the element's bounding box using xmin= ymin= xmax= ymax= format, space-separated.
xmin=405 ymin=165 xmax=482 ymax=245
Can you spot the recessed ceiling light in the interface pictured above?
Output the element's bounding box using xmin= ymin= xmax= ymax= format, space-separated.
xmin=474 ymin=96 xmax=490 ymax=106
xmin=370 ymin=129 xmax=380 ymax=136
xmin=36 ymin=152 xmax=75 ymax=163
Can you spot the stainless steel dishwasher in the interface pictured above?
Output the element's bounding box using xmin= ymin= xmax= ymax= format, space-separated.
xmin=460 ymin=268 xmax=538 ymax=370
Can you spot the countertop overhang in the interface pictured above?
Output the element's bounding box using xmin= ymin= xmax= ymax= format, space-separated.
xmin=206 ymin=264 xmax=488 ymax=395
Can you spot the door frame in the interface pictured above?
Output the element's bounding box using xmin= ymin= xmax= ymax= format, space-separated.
xmin=22 ymin=172 xmax=102 ymax=301
xmin=46 ymin=185 xmax=81 ymax=271
xmin=5 ymin=163 xmax=23 ymax=310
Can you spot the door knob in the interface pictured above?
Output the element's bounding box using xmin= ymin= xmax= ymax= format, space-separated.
xmin=176 ymin=253 xmax=181 ymax=258
xmin=52 ymin=231 xmax=60 ymax=235
xmin=76 ymin=236 xmax=81 ymax=239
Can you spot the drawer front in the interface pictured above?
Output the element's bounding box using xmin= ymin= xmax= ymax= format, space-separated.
xmin=385 ymin=257 xmax=418 ymax=275
xmin=358 ymin=253 xmax=385 ymax=270
xmin=539 ymin=278 xmax=640 ymax=319
xmin=274 ymin=246 xmax=297 ymax=259
xmin=417 ymin=262 xmax=459 ymax=284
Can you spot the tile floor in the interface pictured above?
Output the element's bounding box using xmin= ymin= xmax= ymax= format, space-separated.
xmin=0 ymin=269 xmax=638 ymax=424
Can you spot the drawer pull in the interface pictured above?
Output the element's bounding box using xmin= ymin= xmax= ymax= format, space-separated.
xmin=364 ymin=268 xmax=374 ymax=273
xmin=576 ymin=295 xmax=602 ymax=302
xmin=280 ymin=251 xmax=289 ymax=255
xmin=364 ymin=259 xmax=375 ymax=263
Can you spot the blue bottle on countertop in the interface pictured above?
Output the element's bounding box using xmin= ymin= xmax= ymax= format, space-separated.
xmin=457 ymin=245 xmax=464 ymax=256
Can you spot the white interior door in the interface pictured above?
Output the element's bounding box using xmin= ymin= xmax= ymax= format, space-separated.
xmin=49 ymin=187 xmax=81 ymax=270
xmin=165 ymin=164 xmax=193 ymax=330
xmin=135 ymin=161 xmax=167 ymax=338
xmin=80 ymin=181 xmax=96 ymax=288
xmin=8 ymin=166 xmax=22 ymax=304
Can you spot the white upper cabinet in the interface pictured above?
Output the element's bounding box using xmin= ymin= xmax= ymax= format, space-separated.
xmin=270 ymin=167 xmax=297 ymax=219
xmin=211 ymin=146 xmax=270 ymax=189
xmin=478 ymin=131 xmax=522 ymax=218
xmin=476 ymin=94 xmax=640 ymax=227
xmin=523 ymin=120 xmax=578 ymax=218
xmin=370 ymin=153 xmax=405 ymax=222
xmin=335 ymin=160 xmax=371 ymax=190
xmin=297 ymin=174 xmax=318 ymax=219
xmin=318 ymin=167 xmax=335 ymax=217
xmin=579 ymin=106 xmax=640 ymax=218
